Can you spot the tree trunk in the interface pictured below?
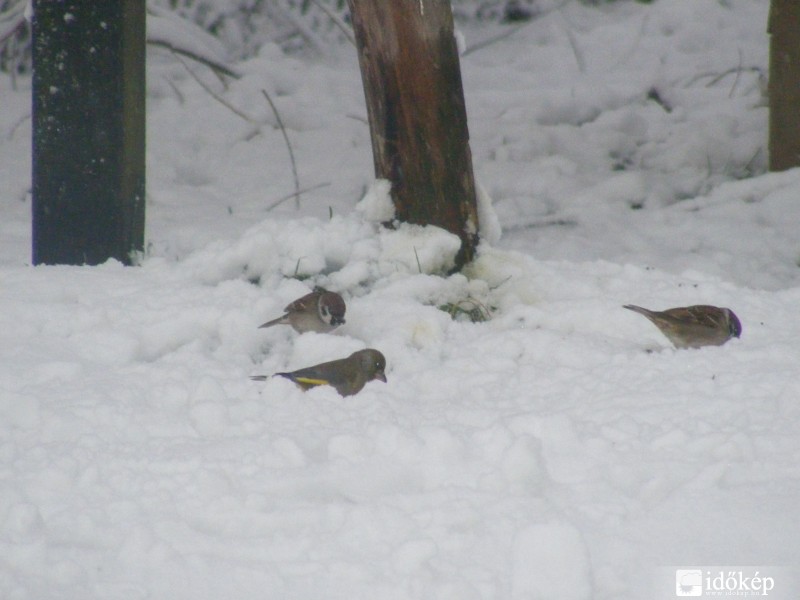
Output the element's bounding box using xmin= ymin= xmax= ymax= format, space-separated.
xmin=347 ymin=0 xmax=479 ymax=270
xmin=768 ymin=0 xmax=800 ymax=171
xmin=32 ymin=0 xmax=146 ymax=265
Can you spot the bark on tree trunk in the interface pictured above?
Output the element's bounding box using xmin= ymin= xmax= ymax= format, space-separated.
xmin=768 ymin=0 xmax=800 ymax=171
xmin=347 ymin=0 xmax=479 ymax=270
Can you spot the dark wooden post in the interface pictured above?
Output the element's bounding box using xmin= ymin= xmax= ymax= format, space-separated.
xmin=347 ymin=0 xmax=480 ymax=270
xmin=768 ymin=0 xmax=800 ymax=171
xmin=32 ymin=1 xmax=146 ymax=265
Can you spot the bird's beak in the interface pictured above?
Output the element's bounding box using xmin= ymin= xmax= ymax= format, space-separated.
xmin=374 ymin=372 xmax=387 ymax=383
xmin=331 ymin=316 xmax=346 ymax=326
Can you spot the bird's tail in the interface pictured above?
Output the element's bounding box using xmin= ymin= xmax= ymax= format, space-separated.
xmin=258 ymin=316 xmax=286 ymax=329
xmin=622 ymin=304 xmax=653 ymax=317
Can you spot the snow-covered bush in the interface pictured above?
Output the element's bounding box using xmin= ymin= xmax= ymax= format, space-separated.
xmin=2 ymin=0 xmax=636 ymax=75
xmin=0 ymin=0 xmax=29 ymax=76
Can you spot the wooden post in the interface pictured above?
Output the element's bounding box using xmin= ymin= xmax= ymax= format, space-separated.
xmin=768 ymin=0 xmax=800 ymax=171
xmin=32 ymin=0 xmax=146 ymax=265
xmin=347 ymin=0 xmax=480 ymax=270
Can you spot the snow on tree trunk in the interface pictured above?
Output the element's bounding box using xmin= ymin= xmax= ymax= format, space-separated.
xmin=347 ymin=0 xmax=479 ymax=271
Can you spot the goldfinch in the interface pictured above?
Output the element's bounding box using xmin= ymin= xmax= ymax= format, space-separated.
xmin=623 ymin=304 xmax=742 ymax=349
xmin=251 ymin=349 xmax=387 ymax=396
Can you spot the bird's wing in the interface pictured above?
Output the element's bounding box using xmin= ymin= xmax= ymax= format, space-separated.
xmin=284 ymin=290 xmax=319 ymax=313
xmin=683 ymin=306 xmax=725 ymax=329
xmin=291 ymin=376 xmax=330 ymax=387
xmin=283 ymin=357 xmax=347 ymax=389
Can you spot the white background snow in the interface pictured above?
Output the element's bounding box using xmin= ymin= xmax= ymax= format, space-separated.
xmin=1 ymin=0 xmax=799 ymax=598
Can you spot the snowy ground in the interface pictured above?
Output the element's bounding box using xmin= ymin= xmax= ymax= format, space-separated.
xmin=1 ymin=0 xmax=799 ymax=598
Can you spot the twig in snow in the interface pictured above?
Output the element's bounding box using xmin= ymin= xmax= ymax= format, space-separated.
xmin=148 ymin=39 xmax=241 ymax=80
xmin=462 ymin=0 xmax=569 ymax=57
xmin=559 ymin=15 xmax=586 ymax=74
xmin=505 ymin=217 xmax=578 ymax=231
xmin=462 ymin=22 xmax=531 ymax=57
xmin=413 ymin=247 xmax=422 ymax=274
xmin=273 ymin=6 xmax=326 ymax=55
xmin=728 ymin=48 xmax=744 ymax=98
xmin=742 ymin=146 xmax=763 ymax=175
xmin=175 ymin=52 xmax=256 ymax=123
xmin=265 ymin=182 xmax=331 ymax=213
xmin=0 ymin=1 xmax=26 ymax=46
xmin=307 ymin=0 xmax=355 ymax=46
xmin=646 ymin=87 xmax=672 ymax=113
xmin=6 ymin=112 xmax=30 ymax=140
xmin=683 ymin=65 xmax=764 ymax=90
xmin=163 ymin=75 xmax=185 ymax=105
xmin=262 ymin=89 xmax=301 ymax=209
xmin=346 ymin=113 xmax=368 ymax=125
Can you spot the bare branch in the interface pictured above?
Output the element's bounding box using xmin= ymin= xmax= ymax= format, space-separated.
xmin=346 ymin=113 xmax=368 ymax=124
xmin=148 ymin=39 xmax=241 ymax=80
xmin=307 ymin=0 xmax=356 ymax=46
xmin=0 ymin=3 xmax=25 ymax=46
xmin=146 ymin=5 xmax=241 ymax=79
xmin=265 ymin=182 xmax=331 ymax=212
xmin=270 ymin=6 xmax=326 ymax=55
xmin=6 ymin=111 xmax=30 ymax=140
xmin=561 ymin=22 xmax=586 ymax=74
xmin=682 ymin=65 xmax=764 ymax=89
xmin=463 ymin=0 xmax=569 ymax=57
xmin=462 ymin=22 xmax=531 ymax=57
xmin=262 ymin=89 xmax=301 ymax=209
xmin=174 ymin=52 xmax=256 ymax=123
xmin=728 ymin=48 xmax=744 ymax=98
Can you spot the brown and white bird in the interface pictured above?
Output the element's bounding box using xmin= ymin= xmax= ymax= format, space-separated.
xmin=623 ymin=304 xmax=742 ymax=349
xmin=259 ymin=287 xmax=346 ymax=334
xmin=251 ymin=349 xmax=387 ymax=396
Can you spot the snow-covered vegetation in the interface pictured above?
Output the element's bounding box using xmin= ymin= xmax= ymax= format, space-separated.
xmin=1 ymin=1 xmax=798 ymax=598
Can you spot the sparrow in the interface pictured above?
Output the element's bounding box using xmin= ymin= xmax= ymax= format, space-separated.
xmin=623 ymin=304 xmax=742 ymax=349
xmin=251 ymin=349 xmax=387 ymax=397
xmin=259 ymin=287 xmax=346 ymax=334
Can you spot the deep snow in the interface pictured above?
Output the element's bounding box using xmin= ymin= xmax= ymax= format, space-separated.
xmin=1 ymin=0 xmax=799 ymax=598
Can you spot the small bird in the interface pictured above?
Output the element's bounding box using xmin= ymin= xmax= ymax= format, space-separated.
xmin=251 ymin=349 xmax=387 ymax=396
xmin=623 ymin=304 xmax=742 ymax=349
xmin=259 ymin=287 xmax=346 ymax=334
